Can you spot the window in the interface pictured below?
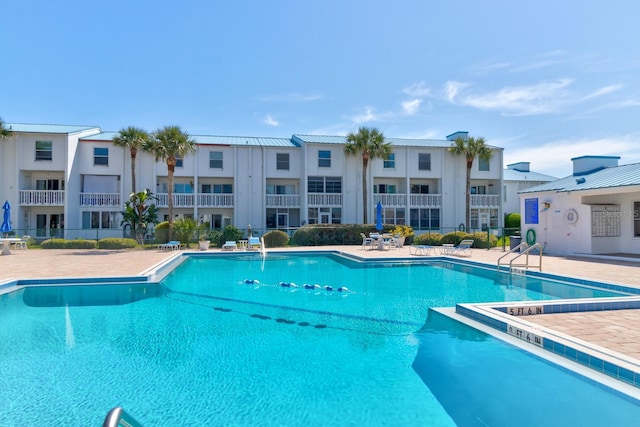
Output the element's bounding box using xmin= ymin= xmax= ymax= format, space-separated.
xmin=411 ymin=184 xmax=429 ymax=194
xmin=35 ymin=141 xmax=52 ymax=161
xmin=175 ymin=155 xmax=183 ymax=168
xmin=379 ymin=207 xmax=405 ymax=225
xmin=383 ymin=153 xmax=395 ymax=169
xmin=36 ymin=179 xmax=62 ymax=190
xmin=634 ymin=202 xmax=640 ymax=237
xmin=173 ymin=183 xmax=193 ymax=193
xmin=410 ymin=208 xmax=440 ymax=230
xmin=213 ymin=184 xmax=233 ymax=194
xmin=209 ymin=151 xmax=223 ymax=169
xmin=478 ymin=158 xmax=490 ymax=171
xmin=318 ymin=150 xmax=331 ymax=167
xmin=375 ymin=184 xmax=396 ymax=194
xmin=277 ymin=153 xmax=290 ymax=170
xmin=418 ymin=153 xmax=431 ymax=171
xmin=307 ymin=176 xmax=341 ymax=193
xmin=82 ymin=211 xmax=119 ymax=229
xmin=93 ymin=147 xmax=109 ymax=166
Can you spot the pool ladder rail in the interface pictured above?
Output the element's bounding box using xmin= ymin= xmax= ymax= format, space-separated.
xmin=103 ymin=406 xmax=143 ymax=427
xmin=497 ymin=242 xmax=543 ymax=274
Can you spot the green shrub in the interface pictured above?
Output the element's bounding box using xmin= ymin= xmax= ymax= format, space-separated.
xmin=262 ymin=230 xmax=289 ymax=247
xmin=154 ymin=221 xmax=169 ymax=243
xmin=468 ymin=231 xmax=498 ymax=249
xmin=218 ymin=225 xmax=243 ymax=247
xmin=173 ymin=217 xmax=199 ymax=246
xmin=41 ymin=239 xmax=98 ymax=249
xmin=207 ymin=230 xmax=222 ymax=247
xmin=440 ymin=231 xmax=473 ymax=246
xmin=40 ymin=238 xmax=66 ymax=249
xmin=98 ymin=238 xmax=138 ymax=249
xmin=413 ymin=232 xmax=443 ymax=246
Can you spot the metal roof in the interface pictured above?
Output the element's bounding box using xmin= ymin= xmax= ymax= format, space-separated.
xmin=292 ymin=134 xmax=459 ymax=148
xmin=519 ymin=162 xmax=640 ymax=194
xmin=7 ymin=123 xmax=101 ymax=135
xmin=80 ymin=131 xmax=118 ymax=142
xmin=79 ymin=133 xmax=297 ymax=147
xmin=503 ymin=169 xmax=557 ymax=182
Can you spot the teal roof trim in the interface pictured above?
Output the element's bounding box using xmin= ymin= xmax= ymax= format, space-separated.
xmin=8 ymin=123 xmax=101 ymax=135
xmin=80 ymin=132 xmax=118 ymax=142
xmin=79 ymin=133 xmax=298 ymax=147
xmin=519 ymin=162 xmax=640 ymax=194
xmin=292 ymin=134 xmax=456 ymax=148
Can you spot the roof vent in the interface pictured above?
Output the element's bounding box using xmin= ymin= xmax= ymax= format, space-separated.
xmin=571 ymin=155 xmax=619 ymax=176
xmin=576 ymin=177 xmax=586 ymax=184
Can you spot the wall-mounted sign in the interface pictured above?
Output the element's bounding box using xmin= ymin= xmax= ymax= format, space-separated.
xmin=525 ymin=198 xmax=539 ymax=224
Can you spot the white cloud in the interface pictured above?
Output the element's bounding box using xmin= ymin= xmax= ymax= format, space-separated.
xmin=263 ymin=115 xmax=279 ymax=126
xmin=403 ymin=81 xmax=431 ymax=97
xmin=259 ymin=92 xmax=325 ymax=102
xmin=445 ymin=79 xmax=573 ymax=116
xmin=401 ymin=99 xmax=421 ymax=115
xmin=504 ymin=135 xmax=640 ymax=177
xmin=582 ymin=84 xmax=623 ymax=100
xmin=351 ymin=107 xmax=380 ymax=124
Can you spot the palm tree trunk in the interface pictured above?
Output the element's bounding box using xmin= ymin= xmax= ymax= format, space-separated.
xmin=130 ymin=147 xmax=137 ymax=194
xmin=465 ymin=160 xmax=472 ymax=231
xmin=167 ymin=162 xmax=175 ymax=240
xmin=362 ymin=157 xmax=369 ymax=224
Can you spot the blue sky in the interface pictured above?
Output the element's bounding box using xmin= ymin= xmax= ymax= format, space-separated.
xmin=2 ymin=1 xmax=640 ymax=177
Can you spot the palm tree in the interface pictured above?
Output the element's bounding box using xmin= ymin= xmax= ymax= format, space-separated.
xmin=144 ymin=126 xmax=196 ymax=239
xmin=345 ymin=127 xmax=392 ymax=224
xmin=0 ymin=117 xmax=11 ymax=139
xmin=112 ymin=126 xmax=150 ymax=194
xmin=449 ymin=136 xmax=494 ymax=231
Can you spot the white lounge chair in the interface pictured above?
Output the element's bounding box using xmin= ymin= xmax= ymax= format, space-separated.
xmin=360 ymin=233 xmax=375 ymax=250
xmin=248 ymin=236 xmax=261 ymax=250
xmin=410 ymin=245 xmax=434 ymax=256
xmin=222 ymin=241 xmax=237 ymax=251
xmin=158 ymin=241 xmax=181 ymax=251
xmin=450 ymin=239 xmax=474 ymax=257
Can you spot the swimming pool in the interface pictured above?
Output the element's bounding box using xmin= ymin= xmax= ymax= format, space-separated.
xmin=1 ymin=252 xmax=639 ymax=426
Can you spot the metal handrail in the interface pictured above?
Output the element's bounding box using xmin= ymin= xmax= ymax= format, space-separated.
xmin=497 ymin=242 xmax=529 ymax=271
xmin=103 ymin=407 xmax=143 ymax=427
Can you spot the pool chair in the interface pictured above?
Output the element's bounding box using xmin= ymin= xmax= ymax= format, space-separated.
xmin=158 ymin=241 xmax=181 ymax=251
xmin=410 ymin=245 xmax=434 ymax=256
xmin=222 ymin=241 xmax=237 ymax=251
xmin=12 ymin=235 xmax=30 ymax=252
xmin=360 ymin=233 xmax=375 ymax=250
xmin=248 ymin=236 xmax=261 ymax=250
xmin=450 ymin=239 xmax=474 ymax=257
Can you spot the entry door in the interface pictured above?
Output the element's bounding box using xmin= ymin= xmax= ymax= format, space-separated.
xmin=277 ymin=213 xmax=288 ymax=229
xmin=319 ymin=212 xmax=330 ymax=224
xmin=36 ymin=214 xmax=47 ymax=237
xmin=479 ymin=212 xmax=490 ymax=229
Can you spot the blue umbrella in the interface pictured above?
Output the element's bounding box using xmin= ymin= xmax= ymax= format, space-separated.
xmin=375 ymin=201 xmax=383 ymax=231
xmin=1 ymin=200 xmax=11 ymax=235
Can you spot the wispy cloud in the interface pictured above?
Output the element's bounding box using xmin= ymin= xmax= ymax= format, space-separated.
xmin=259 ymin=92 xmax=325 ymax=102
xmin=401 ymin=99 xmax=421 ymax=115
xmin=403 ymin=81 xmax=431 ymax=97
xmin=445 ymin=79 xmax=573 ymax=116
xmin=582 ymin=84 xmax=623 ymax=100
xmin=510 ymin=50 xmax=570 ymax=72
xmin=263 ymin=115 xmax=279 ymax=126
xmin=350 ymin=106 xmax=389 ymax=124
xmin=505 ymin=134 xmax=640 ymax=177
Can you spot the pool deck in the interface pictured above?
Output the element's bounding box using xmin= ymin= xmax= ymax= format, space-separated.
xmin=2 ymin=245 xmax=640 ymax=367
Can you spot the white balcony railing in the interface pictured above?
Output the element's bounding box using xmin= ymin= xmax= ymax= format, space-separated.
xmin=79 ymin=193 xmax=121 ymax=207
xmin=409 ymin=194 xmax=442 ymax=207
xmin=19 ymin=190 xmax=65 ymax=206
xmin=155 ymin=193 xmax=195 ymax=208
xmin=373 ymin=194 xmax=407 ymax=207
xmin=307 ymin=193 xmax=343 ymax=206
xmin=197 ymin=194 xmax=234 ymax=207
xmin=266 ymin=194 xmax=301 ymax=207
xmin=470 ymin=194 xmax=501 ymax=207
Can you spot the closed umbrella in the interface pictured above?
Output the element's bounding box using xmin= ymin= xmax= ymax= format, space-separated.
xmin=1 ymin=200 xmax=11 ymax=236
xmin=375 ymin=201 xmax=383 ymax=232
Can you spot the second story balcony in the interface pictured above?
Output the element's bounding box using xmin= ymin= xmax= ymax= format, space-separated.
xmin=308 ymin=193 xmax=343 ymax=206
xmin=198 ymin=193 xmax=234 ymax=207
xmin=155 ymin=193 xmax=234 ymax=208
xmin=470 ymin=194 xmax=501 ymax=208
xmin=19 ymin=190 xmax=64 ymax=206
xmin=80 ymin=193 xmax=121 ymax=207
xmin=266 ymin=194 xmax=300 ymax=207
xmin=374 ymin=193 xmax=442 ymax=208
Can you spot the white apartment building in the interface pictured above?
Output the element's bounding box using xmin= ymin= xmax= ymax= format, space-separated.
xmin=0 ymin=124 xmax=504 ymax=240
xmin=503 ymin=162 xmax=556 ymax=215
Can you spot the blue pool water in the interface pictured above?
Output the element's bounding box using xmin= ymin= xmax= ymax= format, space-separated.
xmin=0 ymin=253 xmax=638 ymax=426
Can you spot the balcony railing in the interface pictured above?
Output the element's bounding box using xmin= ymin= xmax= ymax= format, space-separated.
xmin=19 ymin=190 xmax=65 ymax=206
xmin=373 ymin=193 xmax=442 ymax=208
xmin=155 ymin=193 xmax=195 ymax=208
xmin=197 ymin=194 xmax=234 ymax=207
xmin=307 ymin=193 xmax=343 ymax=206
xmin=410 ymin=194 xmax=442 ymax=207
xmin=470 ymin=194 xmax=501 ymax=207
xmin=374 ymin=194 xmax=407 ymax=207
xmin=266 ymin=194 xmax=301 ymax=207
xmin=79 ymin=193 xmax=121 ymax=207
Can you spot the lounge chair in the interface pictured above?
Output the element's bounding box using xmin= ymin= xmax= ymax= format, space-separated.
xmin=158 ymin=241 xmax=181 ymax=251
xmin=360 ymin=233 xmax=375 ymax=250
xmin=410 ymin=245 xmax=434 ymax=256
xmin=450 ymin=239 xmax=474 ymax=257
xmin=222 ymin=241 xmax=237 ymax=251
xmin=248 ymin=236 xmax=261 ymax=250
xmin=12 ymin=235 xmax=30 ymax=252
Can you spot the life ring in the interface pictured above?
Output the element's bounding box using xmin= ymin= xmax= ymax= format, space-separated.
xmin=525 ymin=229 xmax=536 ymax=246
xmin=565 ymin=208 xmax=579 ymax=225
xmin=458 ymin=223 xmax=466 ymax=232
